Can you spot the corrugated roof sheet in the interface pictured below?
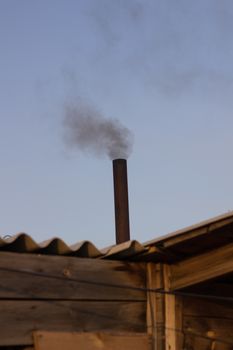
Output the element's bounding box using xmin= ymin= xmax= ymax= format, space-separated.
xmin=0 ymin=233 xmax=147 ymax=259
xmin=1 ymin=211 xmax=233 ymax=262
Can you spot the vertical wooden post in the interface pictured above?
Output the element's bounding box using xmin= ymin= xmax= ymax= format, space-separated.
xmin=147 ymin=263 xmax=165 ymax=350
xmin=163 ymin=264 xmax=183 ymax=350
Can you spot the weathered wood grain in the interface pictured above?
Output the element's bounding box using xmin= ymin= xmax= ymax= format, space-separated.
xmin=0 ymin=300 xmax=146 ymax=346
xmin=183 ymin=297 xmax=233 ymax=317
xmin=183 ymin=297 xmax=233 ymax=349
xmin=163 ymin=264 xmax=183 ymax=350
xmin=34 ymin=331 xmax=152 ymax=350
xmin=147 ymin=263 xmax=165 ymax=350
xmin=170 ymin=242 xmax=233 ymax=289
xmin=0 ymin=252 xmax=146 ymax=300
xmin=183 ymin=316 xmax=233 ymax=343
xmin=163 ymin=216 xmax=233 ymax=248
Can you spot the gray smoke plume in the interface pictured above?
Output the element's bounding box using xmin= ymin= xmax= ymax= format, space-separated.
xmin=63 ymin=101 xmax=133 ymax=160
xmin=85 ymin=1 xmax=233 ymax=96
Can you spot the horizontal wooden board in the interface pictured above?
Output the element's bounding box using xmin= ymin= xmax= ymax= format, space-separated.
xmin=184 ymin=281 xmax=233 ymax=299
xmin=0 ymin=300 xmax=146 ymax=346
xmin=183 ymin=316 xmax=233 ymax=344
xmin=182 ymin=297 xmax=233 ymax=348
xmin=163 ymin=216 xmax=233 ymax=248
xmin=183 ymin=333 xmax=215 ymax=350
xmin=0 ymin=252 xmax=146 ymax=300
xmin=34 ymin=331 xmax=151 ymax=350
xmin=170 ymin=242 xmax=233 ymax=289
xmin=183 ymin=297 xmax=233 ymax=318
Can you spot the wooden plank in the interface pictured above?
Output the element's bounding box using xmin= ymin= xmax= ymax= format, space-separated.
xmin=0 ymin=251 xmax=146 ymax=300
xmin=183 ymin=316 xmax=233 ymax=344
xmin=170 ymin=242 xmax=233 ymax=289
xmin=185 ymin=281 xmax=233 ymax=299
xmin=0 ymin=300 xmax=146 ymax=346
xmin=183 ymin=297 xmax=233 ymax=318
xmin=174 ymin=296 xmax=183 ymax=350
xmin=183 ymin=333 xmax=212 ymax=350
xmin=145 ymin=214 xmax=233 ymax=252
xmin=182 ymin=297 xmax=233 ymax=348
xmin=146 ymin=263 xmax=165 ymax=350
xmin=34 ymin=331 xmax=152 ymax=350
xmin=164 ymin=264 xmax=176 ymax=350
xmin=163 ymin=265 xmax=183 ymax=350
xmin=162 ymin=216 xmax=233 ymax=248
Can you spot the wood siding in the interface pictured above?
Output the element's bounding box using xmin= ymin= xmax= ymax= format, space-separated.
xmin=182 ymin=297 xmax=233 ymax=350
xmin=0 ymin=252 xmax=147 ymax=346
xmin=34 ymin=331 xmax=152 ymax=350
xmin=147 ymin=263 xmax=165 ymax=350
xmin=0 ymin=252 xmax=146 ymax=300
xmin=170 ymin=242 xmax=233 ymax=289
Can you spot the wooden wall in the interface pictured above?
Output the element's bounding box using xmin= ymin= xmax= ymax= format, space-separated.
xmin=161 ymin=241 xmax=233 ymax=350
xmin=0 ymin=252 xmax=147 ymax=347
xmin=1 ymin=250 xmax=233 ymax=349
xmin=33 ymin=331 xmax=152 ymax=350
xmin=147 ymin=263 xmax=233 ymax=350
xmin=182 ymin=296 xmax=233 ymax=350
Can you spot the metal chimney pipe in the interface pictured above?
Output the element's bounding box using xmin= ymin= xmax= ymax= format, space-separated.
xmin=112 ymin=159 xmax=130 ymax=244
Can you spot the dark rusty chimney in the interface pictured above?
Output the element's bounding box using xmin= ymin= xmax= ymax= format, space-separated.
xmin=112 ymin=159 xmax=130 ymax=244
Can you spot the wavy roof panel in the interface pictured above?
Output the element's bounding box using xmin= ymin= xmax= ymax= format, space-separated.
xmin=1 ymin=211 xmax=233 ymax=262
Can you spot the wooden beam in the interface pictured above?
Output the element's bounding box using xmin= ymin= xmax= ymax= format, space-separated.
xmin=0 ymin=300 xmax=146 ymax=346
xmin=182 ymin=296 xmax=233 ymax=348
xmin=0 ymin=252 xmax=146 ymax=301
xmin=163 ymin=216 xmax=233 ymax=248
xmin=34 ymin=331 xmax=151 ymax=350
xmin=146 ymin=263 xmax=165 ymax=350
xmin=170 ymin=242 xmax=233 ymax=290
xmin=163 ymin=265 xmax=183 ymax=350
xmin=185 ymin=281 xmax=233 ymax=298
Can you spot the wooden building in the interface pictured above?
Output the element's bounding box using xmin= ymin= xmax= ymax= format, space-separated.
xmin=0 ymin=211 xmax=233 ymax=350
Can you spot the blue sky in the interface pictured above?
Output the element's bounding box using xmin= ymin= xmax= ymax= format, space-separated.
xmin=1 ymin=1 xmax=233 ymax=247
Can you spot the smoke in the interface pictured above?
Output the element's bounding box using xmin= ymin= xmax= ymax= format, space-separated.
xmin=63 ymin=100 xmax=133 ymax=160
xmin=84 ymin=0 xmax=233 ymax=96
